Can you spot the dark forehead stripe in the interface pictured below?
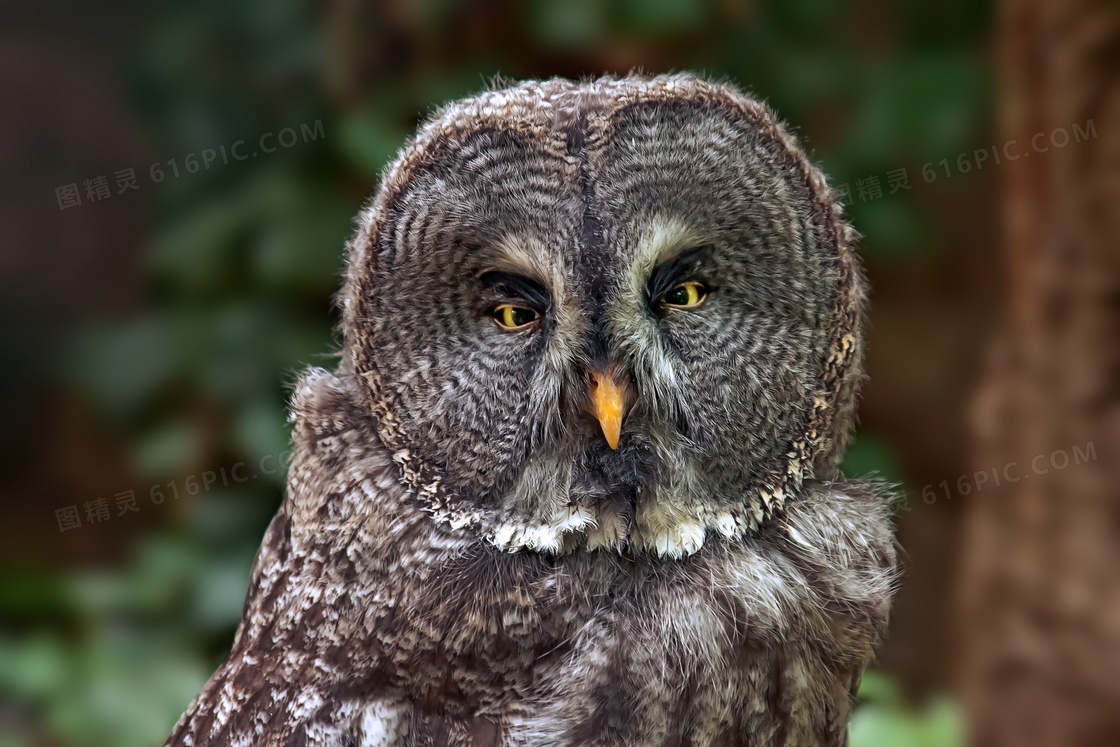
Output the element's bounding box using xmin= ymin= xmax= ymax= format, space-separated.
xmin=556 ymin=104 xmax=617 ymax=364
xmin=565 ymin=119 xmax=607 ymax=302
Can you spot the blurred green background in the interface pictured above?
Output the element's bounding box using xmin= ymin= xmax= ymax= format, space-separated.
xmin=1 ymin=0 xmax=996 ymax=744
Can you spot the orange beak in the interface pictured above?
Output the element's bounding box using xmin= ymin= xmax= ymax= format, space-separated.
xmin=589 ymin=367 xmax=633 ymax=450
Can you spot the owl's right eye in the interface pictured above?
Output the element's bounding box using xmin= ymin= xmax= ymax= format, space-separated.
xmin=490 ymin=304 xmax=541 ymax=331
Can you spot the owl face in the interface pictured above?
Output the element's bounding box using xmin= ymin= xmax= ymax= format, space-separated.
xmin=345 ymin=75 xmax=864 ymax=557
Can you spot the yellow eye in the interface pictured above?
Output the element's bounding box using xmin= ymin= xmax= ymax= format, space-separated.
xmin=659 ymin=281 xmax=708 ymax=310
xmin=491 ymin=304 xmax=541 ymax=330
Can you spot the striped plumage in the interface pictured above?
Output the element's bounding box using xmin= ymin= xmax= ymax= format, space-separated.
xmin=166 ymin=73 xmax=896 ymax=747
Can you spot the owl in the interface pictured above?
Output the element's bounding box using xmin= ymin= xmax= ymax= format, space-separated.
xmin=165 ymin=73 xmax=896 ymax=747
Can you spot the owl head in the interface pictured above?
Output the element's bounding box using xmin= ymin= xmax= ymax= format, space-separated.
xmin=340 ymin=73 xmax=865 ymax=558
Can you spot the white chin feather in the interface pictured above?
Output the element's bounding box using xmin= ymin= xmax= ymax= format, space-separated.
xmin=484 ymin=498 xmax=768 ymax=558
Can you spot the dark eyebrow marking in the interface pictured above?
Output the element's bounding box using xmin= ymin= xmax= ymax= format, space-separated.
xmin=479 ymin=271 xmax=551 ymax=310
xmin=645 ymin=244 xmax=714 ymax=302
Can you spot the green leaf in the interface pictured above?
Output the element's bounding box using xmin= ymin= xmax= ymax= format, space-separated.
xmin=528 ymin=0 xmax=608 ymax=47
xmin=68 ymin=320 xmax=182 ymax=420
xmin=337 ymin=107 xmax=411 ymax=180
xmin=616 ymin=0 xmax=708 ymax=34
xmin=842 ymin=432 xmax=904 ymax=484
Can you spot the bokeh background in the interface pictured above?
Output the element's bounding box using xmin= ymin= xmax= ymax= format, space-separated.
xmin=2 ymin=0 xmax=1116 ymax=745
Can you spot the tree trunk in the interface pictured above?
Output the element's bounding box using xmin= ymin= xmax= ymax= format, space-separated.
xmin=959 ymin=1 xmax=1120 ymax=745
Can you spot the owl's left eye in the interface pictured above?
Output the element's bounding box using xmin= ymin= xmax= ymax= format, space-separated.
xmin=490 ymin=304 xmax=541 ymax=331
xmin=658 ymin=281 xmax=708 ymax=311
